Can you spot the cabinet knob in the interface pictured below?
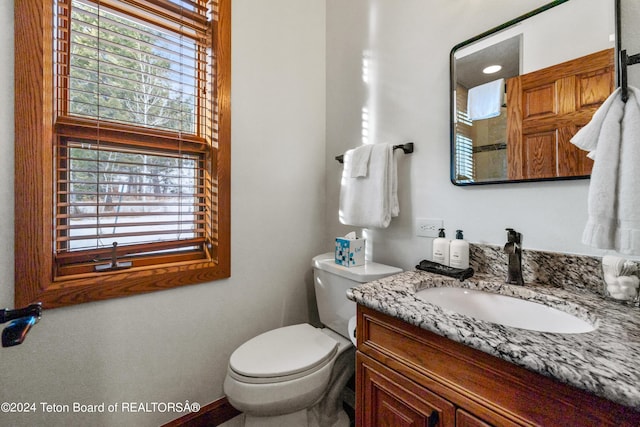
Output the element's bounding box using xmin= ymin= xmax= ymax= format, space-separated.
xmin=428 ymin=410 xmax=439 ymax=427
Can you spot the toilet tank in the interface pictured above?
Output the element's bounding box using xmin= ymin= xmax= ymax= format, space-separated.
xmin=312 ymin=253 xmax=402 ymax=339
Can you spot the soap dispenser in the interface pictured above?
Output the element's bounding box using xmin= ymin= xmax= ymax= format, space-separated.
xmin=432 ymin=228 xmax=451 ymax=266
xmin=449 ymin=230 xmax=470 ymax=269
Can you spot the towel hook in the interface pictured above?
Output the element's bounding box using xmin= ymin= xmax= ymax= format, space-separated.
xmin=616 ymin=0 xmax=640 ymax=103
xmin=620 ymin=50 xmax=640 ymax=103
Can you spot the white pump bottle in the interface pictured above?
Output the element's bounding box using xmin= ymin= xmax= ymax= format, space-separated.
xmin=432 ymin=228 xmax=451 ymax=266
xmin=449 ymin=229 xmax=470 ymax=269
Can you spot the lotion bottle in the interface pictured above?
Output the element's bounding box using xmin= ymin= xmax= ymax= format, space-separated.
xmin=432 ymin=228 xmax=451 ymax=266
xmin=449 ymin=229 xmax=470 ymax=269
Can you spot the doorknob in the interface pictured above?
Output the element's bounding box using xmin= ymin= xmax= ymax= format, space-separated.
xmin=428 ymin=409 xmax=439 ymax=427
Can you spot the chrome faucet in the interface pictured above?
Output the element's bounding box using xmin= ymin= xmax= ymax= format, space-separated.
xmin=504 ymin=228 xmax=524 ymax=285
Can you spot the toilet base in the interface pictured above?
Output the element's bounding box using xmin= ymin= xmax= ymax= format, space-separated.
xmin=226 ymin=329 xmax=355 ymax=427
xmin=238 ymin=346 xmax=355 ymax=427
xmin=243 ymin=408 xmax=349 ymax=427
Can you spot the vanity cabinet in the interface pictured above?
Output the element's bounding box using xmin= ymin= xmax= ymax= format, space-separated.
xmin=355 ymin=305 xmax=640 ymax=427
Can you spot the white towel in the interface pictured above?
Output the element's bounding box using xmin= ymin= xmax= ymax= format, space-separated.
xmin=350 ymin=144 xmax=373 ymax=178
xmin=570 ymin=87 xmax=640 ymax=254
xmin=467 ymin=78 xmax=504 ymax=121
xmin=339 ymin=143 xmax=399 ymax=228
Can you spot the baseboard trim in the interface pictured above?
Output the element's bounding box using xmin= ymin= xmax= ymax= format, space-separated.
xmin=161 ymin=396 xmax=241 ymax=427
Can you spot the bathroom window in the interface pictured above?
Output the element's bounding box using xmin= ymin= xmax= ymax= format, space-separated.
xmin=454 ymin=85 xmax=474 ymax=181
xmin=14 ymin=0 xmax=231 ymax=308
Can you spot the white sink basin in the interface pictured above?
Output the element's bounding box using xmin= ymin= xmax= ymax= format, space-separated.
xmin=415 ymin=287 xmax=595 ymax=334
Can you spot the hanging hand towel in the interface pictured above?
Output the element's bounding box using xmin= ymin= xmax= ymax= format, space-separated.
xmin=350 ymin=144 xmax=373 ymax=178
xmin=616 ymin=87 xmax=640 ymax=254
xmin=339 ymin=143 xmax=398 ymax=228
xmin=570 ymin=87 xmax=623 ymax=161
xmin=467 ymin=78 xmax=504 ymax=121
xmin=570 ymin=87 xmax=640 ymax=254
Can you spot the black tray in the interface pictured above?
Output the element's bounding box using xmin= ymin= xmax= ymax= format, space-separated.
xmin=416 ymin=259 xmax=474 ymax=281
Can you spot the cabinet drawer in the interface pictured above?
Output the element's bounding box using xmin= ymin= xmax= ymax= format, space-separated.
xmin=357 ymin=351 xmax=455 ymax=427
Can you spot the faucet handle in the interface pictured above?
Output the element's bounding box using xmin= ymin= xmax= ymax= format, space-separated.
xmin=505 ymin=228 xmax=522 ymax=244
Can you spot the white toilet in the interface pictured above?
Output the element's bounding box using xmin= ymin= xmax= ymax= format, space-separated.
xmin=223 ymin=253 xmax=402 ymax=427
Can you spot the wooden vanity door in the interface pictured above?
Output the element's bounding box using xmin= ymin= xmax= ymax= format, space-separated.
xmin=506 ymin=48 xmax=614 ymax=180
xmin=357 ymin=352 xmax=456 ymax=427
xmin=456 ymin=409 xmax=493 ymax=427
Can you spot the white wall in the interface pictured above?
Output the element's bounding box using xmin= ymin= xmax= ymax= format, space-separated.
xmin=0 ymin=1 xmax=326 ymax=426
xmin=325 ymin=0 xmax=618 ymax=272
xmin=455 ymin=0 xmax=615 ymax=74
xmin=520 ymin=0 xmax=614 ymax=73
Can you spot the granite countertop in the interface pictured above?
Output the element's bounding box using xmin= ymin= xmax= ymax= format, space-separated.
xmin=346 ymin=269 xmax=640 ymax=410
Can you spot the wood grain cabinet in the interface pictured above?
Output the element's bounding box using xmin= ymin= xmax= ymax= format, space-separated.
xmin=358 ymin=352 xmax=454 ymax=426
xmin=355 ymin=305 xmax=640 ymax=427
xmin=456 ymin=409 xmax=493 ymax=427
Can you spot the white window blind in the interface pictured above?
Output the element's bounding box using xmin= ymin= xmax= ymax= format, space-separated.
xmin=455 ymin=85 xmax=475 ymax=182
xmin=53 ymin=0 xmax=217 ymax=274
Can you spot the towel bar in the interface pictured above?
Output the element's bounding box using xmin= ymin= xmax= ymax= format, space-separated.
xmin=335 ymin=142 xmax=414 ymax=164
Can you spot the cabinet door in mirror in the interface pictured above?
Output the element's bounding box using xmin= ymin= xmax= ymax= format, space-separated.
xmin=450 ymin=0 xmax=615 ymax=185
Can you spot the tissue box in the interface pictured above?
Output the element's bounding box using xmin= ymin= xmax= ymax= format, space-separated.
xmin=335 ymin=237 xmax=365 ymax=267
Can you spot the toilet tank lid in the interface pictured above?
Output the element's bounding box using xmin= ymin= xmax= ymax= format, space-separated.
xmin=312 ymin=253 xmax=402 ymax=283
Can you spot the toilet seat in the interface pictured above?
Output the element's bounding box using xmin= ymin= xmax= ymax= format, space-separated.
xmin=228 ymin=324 xmax=338 ymax=384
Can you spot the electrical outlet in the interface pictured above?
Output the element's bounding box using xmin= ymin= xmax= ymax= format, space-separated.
xmin=416 ymin=218 xmax=443 ymax=238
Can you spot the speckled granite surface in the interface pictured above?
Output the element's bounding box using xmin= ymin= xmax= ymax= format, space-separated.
xmin=347 ymin=246 xmax=640 ymax=410
xmin=469 ymin=243 xmax=606 ymax=293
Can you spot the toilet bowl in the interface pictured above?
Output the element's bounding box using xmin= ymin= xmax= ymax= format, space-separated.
xmin=224 ymin=253 xmax=402 ymax=426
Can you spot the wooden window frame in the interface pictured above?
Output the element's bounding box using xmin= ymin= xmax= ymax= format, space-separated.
xmin=14 ymin=0 xmax=231 ymax=309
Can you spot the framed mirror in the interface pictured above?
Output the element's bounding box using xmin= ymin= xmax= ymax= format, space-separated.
xmin=450 ymin=0 xmax=616 ymax=185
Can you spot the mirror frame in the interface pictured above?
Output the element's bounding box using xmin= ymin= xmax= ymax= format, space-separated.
xmin=449 ymin=0 xmax=615 ymax=186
